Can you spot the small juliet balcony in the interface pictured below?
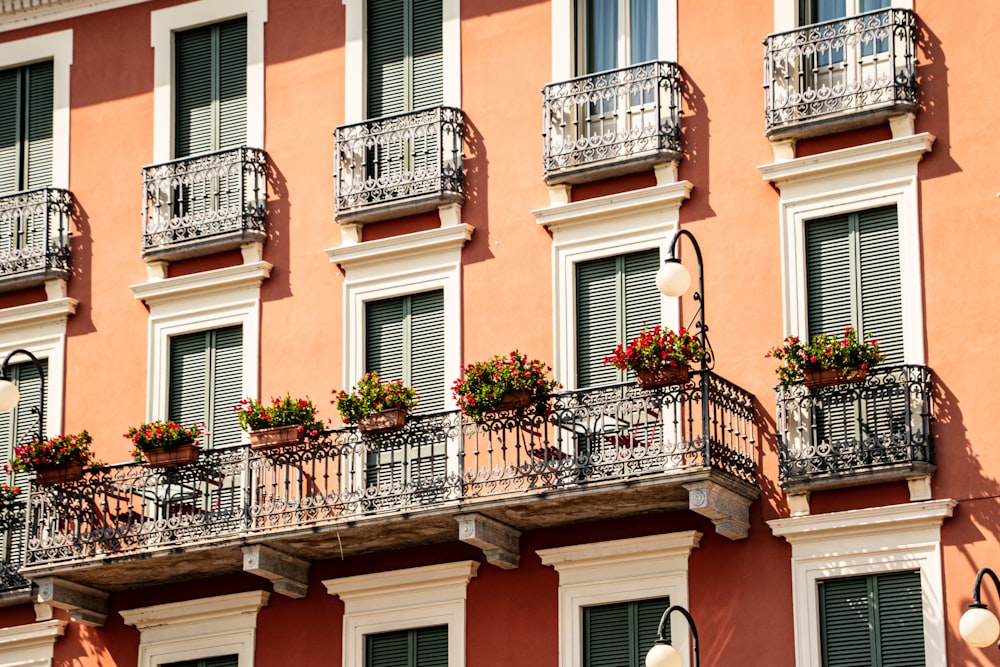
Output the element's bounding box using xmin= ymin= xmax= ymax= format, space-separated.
xmin=141 ymin=146 xmax=267 ymax=263
xmin=776 ymin=364 xmax=934 ymax=499
xmin=18 ymin=374 xmax=757 ymax=614
xmin=542 ymin=61 xmax=682 ymax=186
xmin=0 ymin=188 xmax=71 ymax=293
xmin=764 ymin=8 xmax=918 ymax=141
xmin=334 ymin=106 xmax=465 ymax=225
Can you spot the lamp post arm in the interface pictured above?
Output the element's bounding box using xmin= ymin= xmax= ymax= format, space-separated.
xmin=972 ymin=568 xmax=1000 ymax=607
xmin=666 ymin=229 xmax=709 ymax=370
xmin=655 ymin=604 xmax=700 ymax=667
xmin=0 ymin=348 xmax=46 ymax=443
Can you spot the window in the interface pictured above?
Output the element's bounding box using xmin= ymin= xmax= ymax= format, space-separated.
xmin=576 ymin=249 xmax=659 ymax=388
xmin=168 ymin=325 xmax=243 ymax=449
xmin=367 ymin=0 xmax=442 ymax=118
xmin=801 ymin=0 xmax=890 ymax=24
xmin=799 ymin=0 xmax=890 ymax=76
xmin=0 ymin=359 xmax=47 ymax=483
xmin=584 ymin=597 xmax=669 ymax=667
xmin=577 ymin=0 xmax=657 ymax=74
xmin=819 ymin=571 xmax=924 ymax=666
xmin=0 ymin=61 xmax=53 ymax=195
xmin=166 ymin=657 xmax=239 ymax=667
xmin=366 ymin=626 xmax=447 ymax=667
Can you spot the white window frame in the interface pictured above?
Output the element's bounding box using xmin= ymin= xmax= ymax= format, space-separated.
xmin=343 ymin=0 xmax=461 ymax=124
xmin=130 ymin=263 xmax=270 ymax=424
xmin=772 ymin=0 xmax=913 ymax=32
xmin=150 ymin=0 xmax=267 ymax=163
xmin=769 ymin=499 xmax=954 ymax=667
xmin=538 ymin=531 xmax=701 ymax=667
xmin=758 ymin=133 xmax=933 ymax=364
xmin=120 ymin=591 xmax=269 ymax=667
xmin=323 ymin=560 xmax=479 ymax=667
xmin=0 ymin=30 xmax=72 ymax=189
xmin=533 ymin=182 xmax=689 ymax=388
xmin=0 ymin=620 xmax=66 ymax=667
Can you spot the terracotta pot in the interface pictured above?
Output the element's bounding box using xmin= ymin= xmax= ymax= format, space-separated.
xmin=636 ymin=365 xmax=691 ymax=389
xmin=485 ymin=389 xmax=533 ymax=415
xmin=142 ymin=443 xmax=200 ymax=468
xmin=359 ymin=408 xmax=407 ymax=435
xmin=802 ymin=365 xmax=868 ymax=389
xmin=250 ymin=425 xmax=304 ymax=451
xmin=35 ymin=461 xmax=85 ymax=484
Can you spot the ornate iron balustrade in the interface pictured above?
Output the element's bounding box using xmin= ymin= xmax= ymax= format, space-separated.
xmin=764 ymin=8 xmax=917 ymax=139
xmin=542 ymin=61 xmax=682 ymax=185
xmin=335 ymin=106 xmax=465 ymax=223
xmin=0 ymin=188 xmax=71 ymax=290
xmin=776 ymin=364 xmax=934 ymax=491
xmin=141 ymin=146 xmax=267 ymax=261
xmin=0 ymin=500 xmax=28 ymax=593
xmin=22 ymin=373 xmax=755 ymax=568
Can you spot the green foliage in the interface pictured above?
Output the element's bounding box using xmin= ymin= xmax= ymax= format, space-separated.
xmin=766 ymin=327 xmax=886 ymax=389
xmin=451 ymin=350 xmax=561 ymax=422
xmin=335 ymin=373 xmax=419 ymax=425
xmin=237 ymin=395 xmax=324 ymax=437
xmin=125 ymin=420 xmax=202 ymax=462
xmin=10 ymin=430 xmax=94 ymax=473
xmin=604 ymin=326 xmax=708 ymax=373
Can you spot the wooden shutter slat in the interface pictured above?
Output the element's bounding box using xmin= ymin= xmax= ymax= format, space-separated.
xmin=0 ymin=68 xmax=19 ymax=194
xmin=365 ymin=296 xmax=406 ymax=383
xmin=576 ymin=256 xmax=621 ymax=388
xmin=805 ymin=214 xmax=854 ymax=339
xmin=209 ymin=325 xmax=243 ymax=448
xmin=820 ymin=576 xmax=876 ymax=667
xmin=409 ymin=290 xmax=445 ymax=412
xmin=169 ymin=331 xmax=210 ymax=429
xmin=175 ymin=25 xmax=215 ymax=157
xmin=24 ymin=61 xmax=53 ymax=189
xmin=367 ymin=0 xmax=406 ymax=118
xmin=875 ymin=571 xmax=925 ymax=666
xmin=414 ymin=624 xmax=448 ymax=666
xmin=858 ymin=205 xmax=903 ymax=364
xmin=411 ymin=0 xmax=443 ymax=111
xmin=366 ymin=628 xmax=412 ymax=667
xmin=217 ymin=18 xmax=247 ymax=151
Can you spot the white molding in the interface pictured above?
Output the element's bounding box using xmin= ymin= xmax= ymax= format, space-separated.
xmin=121 ymin=591 xmax=269 ymax=667
xmin=0 ymin=0 xmax=146 ymax=32
xmin=539 ymin=532 xmax=701 ymax=667
xmin=768 ymin=500 xmax=955 ymax=667
xmin=130 ymin=262 xmax=270 ymax=423
xmin=326 ymin=224 xmax=473 ymax=268
xmin=150 ymin=0 xmax=268 ymax=163
xmin=324 ymin=561 xmax=479 ymax=667
xmin=759 ymin=134 xmax=933 ymax=364
xmin=0 ymin=30 xmax=72 ymax=188
xmin=0 ymin=620 xmax=66 ymax=667
xmin=533 ymin=182 xmax=690 ymax=387
xmin=343 ymin=0 xmax=461 ymax=124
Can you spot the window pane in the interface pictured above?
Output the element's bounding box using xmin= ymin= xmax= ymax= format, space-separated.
xmin=630 ymin=0 xmax=657 ymax=63
xmin=583 ymin=0 xmax=618 ymax=73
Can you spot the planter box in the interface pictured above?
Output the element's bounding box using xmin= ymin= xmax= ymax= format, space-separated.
xmin=636 ymin=365 xmax=691 ymax=389
xmin=359 ymin=408 xmax=407 ymax=435
xmin=802 ymin=366 xmax=868 ymax=390
xmin=250 ymin=425 xmax=304 ymax=451
xmin=142 ymin=443 xmax=200 ymax=468
xmin=485 ymin=389 xmax=532 ymax=415
xmin=35 ymin=461 xmax=84 ymax=485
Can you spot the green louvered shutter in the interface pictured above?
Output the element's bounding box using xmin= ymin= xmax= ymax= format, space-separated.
xmin=0 ymin=68 xmax=18 ymax=195
xmin=210 ymin=326 xmax=244 ymax=448
xmin=367 ymin=0 xmax=406 ymax=119
xmin=169 ymin=326 xmax=243 ymax=449
xmin=411 ymin=0 xmax=443 ymax=111
xmin=584 ymin=597 xmax=670 ymax=667
xmin=806 ymin=214 xmax=853 ymax=340
xmin=876 ymin=571 xmax=926 ymax=666
xmin=24 ymin=62 xmax=53 ymax=190
xmin=0 ymin=361 xmax=49 ymax=489
xmin=366 ymin=626 xmax=448 ymax=667
xmin=366 ymin=297 xmax=406 ymax=386
xmin=576 ymin=249 xmax=660 ymax=388
xmin=820 ymin=576 xmax=873 ymax=666
xmin=857 ymin=206 xmax=903 ymax=364
xmin=165 ymin=655 xmax=239 ymax=667
xmin=169 ymin=331 xmax=209 ymax=431
xmin=217 ymin=20 xmax=247 ymax=152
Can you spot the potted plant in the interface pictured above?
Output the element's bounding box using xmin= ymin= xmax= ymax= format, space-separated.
xmin=451 ymin=350 xmax=561 ymax=422
xmin=0 ymin=482 xmax=21 ymax=508
xmin=766 ymin=327 xmax=885 ymax=390
xmin=10 ymin=430 xmax=94 ymax=484
xmin=604 ymin=326 xmax=708 ymax=388
xmin=237 ymin=395 xmax=324 ymax=450
xmin=125 ymin=420 xmax=202 ymax=467
xmin=335 ymin=373 xmax=419 ymax=435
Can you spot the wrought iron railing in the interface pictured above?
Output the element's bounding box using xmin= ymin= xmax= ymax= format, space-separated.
xmin=764 ymin=8 xmax=917 ymax=137
xmin=776 ymin=365 xmax=934 ymax=488
xmin=0 ymin=500 xmax=29 ymax=593
xmin=542 ymin=61 xmax=682 ymax=184
xmin=0 ymin=188 xmax=71 ymax=283
xmin=335 ymin=106 xmax=465 ymax=220
xmin=23 ymin=373 xmax=755 ymax=568
xmin=141 ymin=146 xmax=267 ymax=256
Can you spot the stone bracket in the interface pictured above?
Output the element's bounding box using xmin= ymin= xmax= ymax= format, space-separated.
xmin=34 ymin=577 xmax=108 ymax=626
xmin=243 ymin=545 xmax=310 ymax=598
xmin=456 ymin=513 xmax=521 ymax=569
xmin=684 ymin=480 xmax=756 ymax=540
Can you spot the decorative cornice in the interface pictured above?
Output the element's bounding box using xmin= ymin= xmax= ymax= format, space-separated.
xmin=538 ymin=531 xmax=702 ymax=572
xmin=120 ymin=591 xmax=270 ymax=630
xmin=325 ymin=224 xmax=474 ymax=269
xmin=0 ymin=298 xmax=77 ymax=332
xmin=324 ymin=561 xmax=479 ymax=601
xmin=768 ymin=498 xmax=957 ymax=542
xmin=130 ymin=261 xmax=271 ymax=306
xmin=0 ymin=0 xmax=149 ymax=32
xmin=532 ymin=180 xmax=693 ymax=231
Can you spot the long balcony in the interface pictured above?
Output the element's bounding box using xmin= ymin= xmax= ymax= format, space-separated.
xmin=776 ymin=364 xmax=934 ymax=494
xmin=17 ymin=374 xmax=757 ymax=597
xmin=335 ymin=106 xmax=465 ymax=225
xmin=543 ymin=61 xmax=682 ymax=186
xmin=141 ymin=146 xmax=267 ymax=262
xmin=0 ymin=188 xmax=71 ymax=293
xmin=764 ymin=8 xmax=917 ymax=140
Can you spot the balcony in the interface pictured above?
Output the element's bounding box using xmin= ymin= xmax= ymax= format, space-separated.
xmin=0 ymin=188 xmax=71 ymax=293
xmin=764 ymin=8 xmax=917 ymax=141
xmin=0 ymin=501 xmax=29 ymax=604
xmin=776 ymin=365 xmax=934 ymax=495
xmin=335 ymin=106 xmax=465 ymax=225
xmin=18 ymin=374 xmax=757 ymax=599
xmin=542 ymin=61 xmax=682 ymax=186
xmin=141 ymin=146 xmax=267 ymax=263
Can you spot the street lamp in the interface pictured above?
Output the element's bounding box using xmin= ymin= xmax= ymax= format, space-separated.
xmin=655 ymin=229 xmax=711 ymax=371
xmin=646 ymin=604 xmax=700 ymax=667
xmin=960 ymin=568 xmax=1000 ymax=649
xmin=0 ymin=349 xmax=46 ymax=442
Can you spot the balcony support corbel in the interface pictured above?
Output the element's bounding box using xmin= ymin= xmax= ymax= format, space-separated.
xmin=684 ymin=479 xmax=755 ymax=540
xmin=243 ymin=545 xmax=310 ymax=599
xmin=34 ymin=577 xmax=108 ymax=626
xmin=456 ymin=513 xmax=521 ymax=569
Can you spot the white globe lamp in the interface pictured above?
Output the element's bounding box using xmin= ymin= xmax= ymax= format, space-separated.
xmin=645 ymin=642 xmax=683 ymax=667
xmin=656 ymin=259 xmax=691 ymax=297
xmin=961 ymin=606 xmax=1000 ymax=648
xmin=0 ymin=379 xmax=20 ymax=412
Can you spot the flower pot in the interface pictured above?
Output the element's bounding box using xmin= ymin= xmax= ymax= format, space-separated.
xmin=249 ymin=425 xmax=304 ymax=451
xmin=802 ymin=365 xmax=868 ymax=389
xmin=485 ymin=389 xmax=533 ymax=415
xmin=35 ymin=461 xmax=85 ymax=484
xmin=636 ymin=365 xmax=691 ymax=389
xmin=359 ymin=408 xmax=407 ymax=435
xmin=142 ymin=443 xmax=200 ymax=468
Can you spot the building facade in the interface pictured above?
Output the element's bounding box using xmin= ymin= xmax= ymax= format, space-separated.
xmin=0 ymin=0 xmax=995 ymax=664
